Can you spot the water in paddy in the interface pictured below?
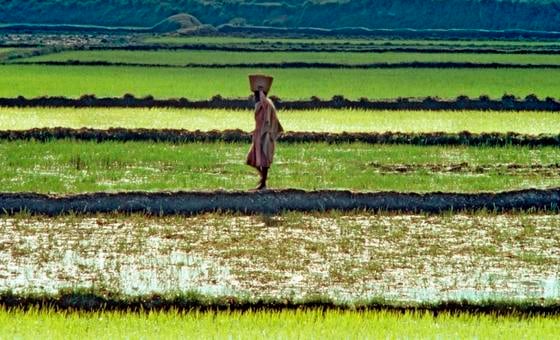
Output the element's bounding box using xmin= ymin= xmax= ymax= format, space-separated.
xmin=1 ymin=215 xmax=558 ymax=303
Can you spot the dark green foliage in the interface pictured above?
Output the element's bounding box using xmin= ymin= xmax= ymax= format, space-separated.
xmin=150 ymin=13 xmax=202 ymax=33
xmin=1 ymin=1 xmax=560 ymax=31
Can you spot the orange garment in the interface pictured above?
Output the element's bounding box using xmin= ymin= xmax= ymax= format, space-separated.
xmin=246 ymin=97 xmax=283 ymax=168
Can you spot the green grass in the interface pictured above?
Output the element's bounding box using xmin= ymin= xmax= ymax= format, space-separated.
xmin=1 ymin=107 xmax=560 ymax=134
xmin=1 ymin=309 xmax=558 ymax=339
xmin=2 ymin=141 xmax=560 ymax=193
xmin=143 ymin=35 xmax=560 ymax=47
xmin=19 ymin=49 xmax=560 ymax=65
xmin=1 ymin=65 xmax=558 ymax=99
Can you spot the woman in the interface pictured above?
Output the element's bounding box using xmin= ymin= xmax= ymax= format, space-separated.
xmin=246 ymin=74 xmax=284 ymax=190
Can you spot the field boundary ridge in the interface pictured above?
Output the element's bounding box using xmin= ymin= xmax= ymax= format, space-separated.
xmin=1 ymin=289 xmax=559 ymax=315
xmin=0 ymin=188 xmax=559 ymax=215
xmin=2 ymin=128 xmax=560 ymax=146
xmin=49 ymin=44 xmax=560 ymax=54
xmin=1 ymin=94 xmax=559 ymax=111
xmin=13 ymin=60 xmax=560 ymax=69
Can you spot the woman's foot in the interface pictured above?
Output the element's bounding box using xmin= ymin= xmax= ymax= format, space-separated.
xmin=250 ymin=167 xmax=268 ymax=191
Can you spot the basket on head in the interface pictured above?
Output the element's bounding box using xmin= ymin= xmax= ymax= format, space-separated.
xmin=249 ymin=74 xmax=273 ymax=93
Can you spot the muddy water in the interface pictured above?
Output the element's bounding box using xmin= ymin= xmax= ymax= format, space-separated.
xmin=0 ymin=214 xmax=559 ymax=302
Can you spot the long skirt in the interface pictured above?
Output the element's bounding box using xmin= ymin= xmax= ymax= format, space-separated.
xmin=246 ymin=132 xmax=274 ymax=168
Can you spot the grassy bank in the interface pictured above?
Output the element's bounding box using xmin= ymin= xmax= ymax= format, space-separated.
xmin=1 ymin=141 xmax=560 ymax=193
xmin=19 ymin=50 xmax=560 ymax=65
xmin=1 ymin=108 xmax=560 ymax=134
xmin=2 ymin=308 xmax=558 ymax=339
xmin=1 ymin=65 xmax=558 ymax=100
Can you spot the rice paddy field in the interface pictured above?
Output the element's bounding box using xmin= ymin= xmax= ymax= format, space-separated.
xmin=2 ymin=212 xmax=559 ymax=299
xmin=2 ymin=107 xmax=560 ymax=133
xmin=2 ymin=141 xmax=560 ymax=193
xmin=3 ymin=309 xmax=559 ymax=339
xmin=142 ymin=35 xmax=560 ymax=48
xmin=18 ymin=49 xmax=560 ymax=65
xmin=1 ymin=34 xmax=560 ymax=335
xmin=1 ymin=64 xmax=559 ymax=99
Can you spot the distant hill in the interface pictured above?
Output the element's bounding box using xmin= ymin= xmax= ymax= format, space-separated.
xmin=1 ymin=0 xmax=560 ymax=32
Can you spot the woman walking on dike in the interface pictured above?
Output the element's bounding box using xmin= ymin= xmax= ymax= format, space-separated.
xmin=246 ymin=74 xmax=284 ymax=190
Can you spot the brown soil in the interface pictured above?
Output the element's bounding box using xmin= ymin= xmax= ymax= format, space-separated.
xmin=369 ymin=162 xmax=560 ymax=175
xmin=1 ymin=188 xmax=559 ymax=215
xmin=17 ymin=60 xmax=560 ymax=69
xmin=0 ymin=95 xmax=558 ymax=111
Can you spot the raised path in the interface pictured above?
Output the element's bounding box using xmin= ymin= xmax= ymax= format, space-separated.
xmin=0 ymin=95 xmax=559 ymax=111
xmin=1 ymin=188 xmax=558 ymax=215
xmin=1 ymin=128 xmax=559 ymax=146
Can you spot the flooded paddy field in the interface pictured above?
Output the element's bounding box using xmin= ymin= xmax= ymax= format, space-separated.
xmin=1 ymin=212 xmax=558 ymax=303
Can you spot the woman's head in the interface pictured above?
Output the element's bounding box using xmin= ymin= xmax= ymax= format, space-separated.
xmin=254 ymin=90 xmax=267 ymax=103
xmin=249 ymin=74 xmax=273 ymax=98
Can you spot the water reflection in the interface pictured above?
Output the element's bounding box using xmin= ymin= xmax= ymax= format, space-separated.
xmin=1 ymin=249 xmax=558 ymax=302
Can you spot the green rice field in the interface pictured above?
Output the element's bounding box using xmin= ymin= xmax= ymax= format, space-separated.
xmin=1 ymin=309 xmax=558 ymax=339
xmin=143 ymin=35 xmax=560 ymax=48
xmin=19 ymin=49 xmax=560 ymax=65
xmin=0 ymin=65 xmax=558 ymax=99
xmin=2 ymin=141 xmax=559 ymax=193
xmin=2 ymin=34 xmax=560 ymax=329
xmin=1 ymin=107 xmax=559 ymax=133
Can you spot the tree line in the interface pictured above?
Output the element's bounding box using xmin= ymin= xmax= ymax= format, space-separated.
xmin=1 ymin=0 xmax=560 ymax=31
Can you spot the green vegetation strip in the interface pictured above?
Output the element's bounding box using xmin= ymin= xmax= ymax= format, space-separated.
xmin=110 ymin=44 xmax=560 ymax=54
xmin=18 ymin=50 xmax=560 ymax=66
xmin=1 ymin=308 xmax=558 ymax=338
xmin=3 ymin=108 xmax=560 ymax=134
xmin=2 ymin=141 xmax=560 ymax=193
xmin=0 ymin=48 xmax=38 ymax=62
xmin=142 ymin=36 xmax=560 ymax=48
xmin=1 ymin=65 xmax=559 ymax=99
xmin=0 ymin=48 xmax=14 ymax=57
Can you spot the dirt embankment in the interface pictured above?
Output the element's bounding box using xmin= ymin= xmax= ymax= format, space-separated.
xmin=1 ymin=188 xmax=559 ymax=216
xmin=369 ymin=162 xmax=560 ymax=175
xmin=0 ymin=94 xmax=558 ymax=111
xmin=2 ymin=128 xmax=560 ymax=147
xmin=1 ymin=290 xmax=559 ymax=315
xmin=16 ymin=60 xmax=560 ymax=69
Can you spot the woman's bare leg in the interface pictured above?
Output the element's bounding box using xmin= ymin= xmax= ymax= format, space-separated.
xmin=257 ymin=167 xmax=269 ymax=190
